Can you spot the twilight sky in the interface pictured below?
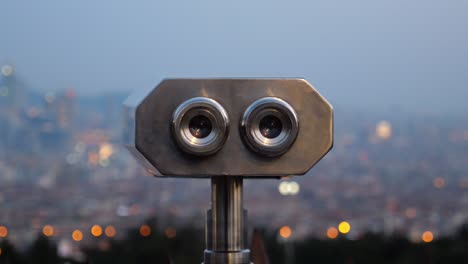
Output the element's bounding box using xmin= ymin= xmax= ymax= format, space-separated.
xmin=1 ymin=0 xmax=467 ymax=113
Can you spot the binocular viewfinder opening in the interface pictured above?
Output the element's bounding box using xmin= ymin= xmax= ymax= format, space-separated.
xmin=240 ymin=97 xmax=299 ymax=157
xmin=172 ymin=97 xmax=229 ymax=156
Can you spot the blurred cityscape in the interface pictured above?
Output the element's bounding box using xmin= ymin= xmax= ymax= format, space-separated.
xmin=1 ymin=64 xmax=468 ymax=257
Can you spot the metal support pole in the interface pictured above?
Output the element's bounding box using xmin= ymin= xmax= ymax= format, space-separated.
xmin=203 ymin=176 xmax=252 ymax=264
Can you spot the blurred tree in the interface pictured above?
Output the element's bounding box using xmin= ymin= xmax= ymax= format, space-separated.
xmin=5 ymin=221 xmax=468 ymax=263
xmin=27 ymin=234 xmax=58 ymax=264
xmin=250 ymin=229 xmax=270 ymax=264
xmin=0 ymin=239 xmax=27 ymax=264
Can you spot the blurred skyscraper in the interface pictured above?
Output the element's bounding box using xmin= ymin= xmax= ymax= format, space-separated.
xmin=1 ymin=65 xmax=19 ymax=109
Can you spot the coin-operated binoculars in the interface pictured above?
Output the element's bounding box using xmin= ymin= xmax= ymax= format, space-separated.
xmin=125 ymin=79 xmax=333 ymax=264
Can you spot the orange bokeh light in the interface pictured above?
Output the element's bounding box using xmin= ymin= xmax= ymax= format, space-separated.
xmin=140 ymin=225 xmax=151 ymax=237
xmin=0 ymin=226 xmax=8 ymax=238
xmin=88 ymin=152 xmax=99 ymax=166
xmin=376 ymin=121 xmax=392 ymax=140
xmin=72 ymin=230 xmax=83 ymax=242
xmin=279 ymin=226 xmax=292 ymax=239
xmin=327 ymin=227 xmax=338 ymax=239
xmin=105 ymin=226 xmax=116 ymax=238
xmin=165 ymin=227 xmax=177 ymax=239
xmin=433 ymin=177 xmax=445 ymax=189
xmin=91 ymin=225 xmax=103 ymax=237
xmin=42 ymin=225 xmax=54 ymax=237
xmin=99 ymin=144 xmax=114 ymax=160
xmin=422 ymin=231 xmax=434 ymax=243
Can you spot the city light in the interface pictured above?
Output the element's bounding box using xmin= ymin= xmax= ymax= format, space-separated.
xmin=327 ymin=227 xmax=339 ymax=239
xmin=72 ymin=230 xmax=83 ymax=242
xmin=88 ymin=152 xmax=99 ymax=166
xmin=44 ymin=92 xmax=56 ymax=104
xmin=129 ymin=204 xmax=141 ymax=216
xmin=405 ymin=208 xmax=417 ymax=219
xmin=165 ymin=227 xmax=177 ymax=239
xmin=0 ymin=226 xmax=8 ymax=238
xmin=139 ymin=225 xmax=151 ymax=237
xmin=1 ymin=65 xmax=14 ymax=77
xmin=422 ymin=231 xmax=434 ymax=243
xmin=338 ymin=221 xmax=351 ymax=234
xmin=91 ymin=225 xmax=103 ymax=237
xmin=376 ymin=120 xmax=392 ymax=140
xmin=278 ymin=181 xmax=300 ymax=195
xmin=99 ymin=143 xmax=114 ymax=160
xmin=105 ymin=226 xmax=116 ymax=238
xmin=116 ymin=205 xmax=129 ymax=217
xmin=279 ymin=226 xmax=292 ymax=239
xmin=42 ymin=225 xmax=54 ymax=237
xmin=98 ymin=143 xmax=114 ymax=168
xmin=279 ymin=182 xmax=288 ymax=195
xmin=433 ymin=177 xmax=445 ymax=189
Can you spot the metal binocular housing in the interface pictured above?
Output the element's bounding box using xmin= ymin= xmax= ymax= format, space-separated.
xmin=124 ymin=78 xmax=333 ymax=178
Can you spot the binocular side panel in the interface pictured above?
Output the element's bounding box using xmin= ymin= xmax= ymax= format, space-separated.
xmin=129 ymin=78 xmax=333 ymax=177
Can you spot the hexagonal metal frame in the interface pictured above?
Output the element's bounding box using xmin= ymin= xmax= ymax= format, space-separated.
xmin=124 ymin=78 xmax=333 ymax=178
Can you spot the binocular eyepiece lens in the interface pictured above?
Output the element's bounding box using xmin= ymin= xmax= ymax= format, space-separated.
xmin=173 ymin=96 xmax=297 ymax=157
xmin=241 ymin=97 xmax=299 ymax=157
xmin=259 ymin=115 xmax=283 ymax=139
xmin=172 ymin=97 xmax=229 ymax=156
xmin=189 ymin=115 xmax=213 ymax=139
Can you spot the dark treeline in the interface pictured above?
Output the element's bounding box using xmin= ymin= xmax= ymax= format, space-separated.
xmin=1 ymin=223 xmax=468 ymax=264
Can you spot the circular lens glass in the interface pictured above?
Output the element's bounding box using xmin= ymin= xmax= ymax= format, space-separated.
xmin=189 ymin=115 xmax=212 ymax=139
xmin=259 ymin=115 xmax=283 ymax=139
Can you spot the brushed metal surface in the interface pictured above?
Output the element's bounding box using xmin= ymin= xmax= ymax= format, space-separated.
xmin=211 ymin=177 xmax=245 ymax=251
xmin=204 ymin=177 xmax=251 ymax=264
xmin=129 ymin=78 xmax=333 ymax=177
xmin=203 ymin=250 xmax=251 ymax=264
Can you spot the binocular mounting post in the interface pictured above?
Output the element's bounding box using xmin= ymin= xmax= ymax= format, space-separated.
xmin=203 ymin=176 xmax=252 ymax=264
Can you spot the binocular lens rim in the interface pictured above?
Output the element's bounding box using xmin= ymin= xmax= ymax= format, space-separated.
xmin=241 ymin=97 xmax=299 ymax=157
xmin=172 ymin=97 xmax=229 ymax=156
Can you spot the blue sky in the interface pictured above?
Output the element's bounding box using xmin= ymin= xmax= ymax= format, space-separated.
xmin=1 ymin=0 xmax=467 ymax=112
